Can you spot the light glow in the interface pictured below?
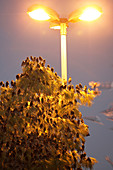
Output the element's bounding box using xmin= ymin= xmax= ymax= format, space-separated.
xmin=79 ymin=7 xmax=102 ymax=21
xmin=28 ymin=9 xmax=50 ymax=21
xmin=50 ymin=25 xmax=61 ymax=29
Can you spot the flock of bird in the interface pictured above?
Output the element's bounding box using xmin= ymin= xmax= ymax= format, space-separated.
xmin=83 ymin=81 xmax=113 ymax=167
xmin=0 ymin=56 xmax=112 ymax=169
xmin=0 ymin=56 xmax=100 ymax=169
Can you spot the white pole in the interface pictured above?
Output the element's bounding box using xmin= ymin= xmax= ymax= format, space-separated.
xmin=60 ymin=23 xmax=67 ymax=83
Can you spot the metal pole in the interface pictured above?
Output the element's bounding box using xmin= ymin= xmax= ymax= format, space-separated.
xmin=60 ymin=23 xmax=67 ymax=83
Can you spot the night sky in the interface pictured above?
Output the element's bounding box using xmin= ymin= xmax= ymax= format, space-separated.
xmin=0 ymin=0 xmax=113 ymax=169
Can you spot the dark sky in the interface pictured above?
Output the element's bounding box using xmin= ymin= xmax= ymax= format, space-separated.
xmin=0 ymin=0 xmax=113 ymax=169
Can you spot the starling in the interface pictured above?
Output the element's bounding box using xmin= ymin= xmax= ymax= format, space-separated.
xmin=86 ymin=133 xmax=90 ymax=137
xmin=36 ymin=57 xmax=39 ymax=62
xmin=37 ymin=97 xmax=40 ymax=103
xmin=71 ymin=110 xmax=74 ymax=115
xmin=26 ymin=57 xmax=29 ymax=61
xmin=46 ymin=118 xmax=49 ymax=123
xmin=79 ymin=83 xmax=83 ymax=89
xmin=55 ymin=110 xmax=58 ymax=114
xmin=39 ymin=56 xmax=43 ymax=61
xmin=43 ymin=59 xmax=46 ymax=63
xmin=69 ymin=101 xmax=73 ymax=105
xmin=40 ymin=123 xmax=43 ymax=129
xmin=21 ymin=60 xmax=26 ymax=66
xmin=71 ymin=115 xmax=75 ymax=119
xmin=75 ymin=99 xmax=77 ymax=104
xmin=16 ymin=74 xmax=20 ymax=80
xmin=2 ymin=83 xmax=5 ymax=87
xmin=55 ymin=72 xmax=57 ymax=76
xmin=68 ymin=77 xmax=72 ymax=84
xmin=40 ymin=69 xmax=44 ymax=73
xmin=22 ymin=128 xmax=24 ymax=133
xmin=59 ymin=85 xmax=63 ymax=91
xmin=0 ymin=81 xmax=4 ymax=86
xmin=62 ymin=104 xmax=66 ymax=108
xmin=68 ymin=85 xmax=71 ymax=91
xmin=56 ymin=154 xmax=60 ymax=158
xmin=30 ymin=56 xmax=33 ymax=61
xmin=43 ymin=114 xmax=45 ymax=119
xmin=82 ymin=144 xmax=85 ymax=151
xmin=77 ymin=119 xmax=80 ymax=126
xmin=76 ymin=133 xmax=79 ymax=138
xmin=61 ymin=100 xmax=63 ymax=105
xmin=51 ymin=67 xmax=54 ymax=72
xmin=81 ymin=119 xmax=84 ymax=123
xmin=53 ymin=123 xmax=56 ymax=128
xmin=87 ymin=157 xmax=91 ymax=163
xmin=20 ymin=106 xmax=23 ymax=112
xmin=46 ymin=81 xmax=49 ymax=86
xmin=43 ymin=127 xmax=46 ymax=132
xmin=37 ymin=119 xmax=40 ymax=123
xmin=42 ymin=62 xmax=45 ymax=67
xmin=37 ymin=63 xmax=40 ymax=68
xmin=11 ymin=91 xmax=15 ymax=97
xmin=17 ymin=89 xmax=21 ymax=95
xmin=30 ymin=67 xmax=33 ymax=72
xmin=50 ymin=118 xmax=52 ymax=124
xmin=63 ymin=85 xmax=67 ymax=89
xmin=63 ymin=114 xmax=67 ymax=118
xmin=80 ymin=154 xmax=84 ymax=160
xmin=41 ymin=97 xmax=44 ymax=104
xmin=84 ymin=85 xmax=87 ymax=93
xmin=6 ymin=81 xmax=9 ymax=87
xmin=11 ymin=80 xmax=14 ymax=86
xmin=30 ymin=101 xmax=33 ymax=107
xmin=76 ymin=89 xmax=80 ymax=94
xmin=20 ymin=73 xmax=24 ymax=77
xmin=76 ymin=85 xmax=80 ymax=90
xmin=25 ymin=102 xmax=28 ymax=107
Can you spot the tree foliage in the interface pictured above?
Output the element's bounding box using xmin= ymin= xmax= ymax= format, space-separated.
xmin=0 ymin=56 xmax=100 ymax=169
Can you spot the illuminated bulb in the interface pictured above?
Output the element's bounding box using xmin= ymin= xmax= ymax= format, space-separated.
xmin=28 ymin=9 xmax=50 ymax=21
xmin=79 ymin=7 xmax=102 ymax=21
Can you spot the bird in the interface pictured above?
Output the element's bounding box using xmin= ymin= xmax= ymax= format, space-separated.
xmin=0 ymin=81 xmax=4 ymax=86
xmin=68 ymin=77 xmax=72 ymax=84
xmin=16 ymin=74 xmax=20 ymax=80
xmin=6 ymin=81 xmax=9 ymax=87
xmin=79 ymin=83 xmax=82 ymax=88
xmin=51 ymin=67 xmax=54 ymax=72
xmin=105 ymin=156 xmax=113 ymax=167
xmin=39 ymin=56 xmax=43 ymax=61
xmin=17 ymin=89 xmax=21 ymax=95
xmin=83 ymin=116 xmax=103 ymax=125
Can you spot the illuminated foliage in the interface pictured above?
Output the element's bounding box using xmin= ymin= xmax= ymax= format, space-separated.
xmin=0 ymin=56 xmax=100 ymax=169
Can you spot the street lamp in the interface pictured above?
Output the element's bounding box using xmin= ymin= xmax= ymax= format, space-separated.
xmin=27 ymin=4 xmax=102 ymax=82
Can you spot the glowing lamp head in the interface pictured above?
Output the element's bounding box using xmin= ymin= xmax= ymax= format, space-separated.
xmin=27 ymin=4 xmax=60 ymax=22
xmin=68 ymin=5 xmax=102 ymax=23
xmin=28 ymin=8 xmax=50 ymax=21
xmin=79 ymin=7 xmax=102 ymax=21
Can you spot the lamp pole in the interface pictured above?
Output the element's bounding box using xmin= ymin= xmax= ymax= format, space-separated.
xmin=27 ymin=4 xmax=102 ymax=83
xmin=60 ymin=22 xmax=67 ymax=82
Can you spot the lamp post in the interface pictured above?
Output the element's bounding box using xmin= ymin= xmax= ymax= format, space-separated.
xmin=27 ymin=4 xmax=102 ymax=83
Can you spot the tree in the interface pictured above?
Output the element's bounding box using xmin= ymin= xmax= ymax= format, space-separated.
xmin=0 ymin=56 xmax=100 ymax=169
